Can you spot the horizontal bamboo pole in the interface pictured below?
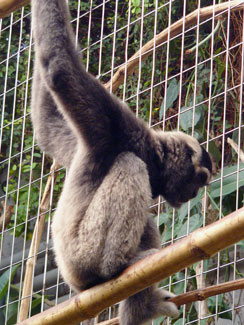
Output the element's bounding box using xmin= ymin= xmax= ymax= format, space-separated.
xmin=18 ymin=207 xmax=244 ymax=325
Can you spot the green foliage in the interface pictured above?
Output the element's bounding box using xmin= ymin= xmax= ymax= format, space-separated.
xmin=0 ymin=265 xmax=49 ymax=324
xmin=0 ymin=265 xmax=19 ymax=301
xmin=159 ymin=163 xmax=244 ymax=243
xmin=0 ymin=265 xmax=20 ymax=325
xmin=157 ymin=161 xmax=244 ymax=323
xmin=160 ymin=78 xmax=179 ymax=120
xmin=210 ymin=163 xmax=244 ymax=199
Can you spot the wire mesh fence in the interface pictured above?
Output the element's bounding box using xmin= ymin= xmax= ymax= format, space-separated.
xmin=0 ymin=0 xmax=244 ymax=324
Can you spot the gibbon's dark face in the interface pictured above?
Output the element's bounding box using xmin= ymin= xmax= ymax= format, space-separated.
xmin=160 ymin=146 xmax=212 ymax=208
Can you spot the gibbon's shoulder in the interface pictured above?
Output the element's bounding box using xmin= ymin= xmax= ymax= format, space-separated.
xmin=110 ymin=151 xmax=149 ymax=179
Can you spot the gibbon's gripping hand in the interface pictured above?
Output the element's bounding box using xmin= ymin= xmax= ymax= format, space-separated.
xmin=157 ymin=132 xmax=212 ymax=208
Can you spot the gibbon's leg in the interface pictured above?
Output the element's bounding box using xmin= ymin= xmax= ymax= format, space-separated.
xmin=51 ymin=152 xmax=151 ymax=291
xmin=86 ymin=155 xmax=179 ymax=323
xmin=52 ymin=151 xmax=179 ymax=322
xmin=119 ymin=276 xmax=179 ymax=325
xmin=31 ymin=61 xmax=77 ymax=168
xmin=118 ymin=217 xmax=179 ymax=325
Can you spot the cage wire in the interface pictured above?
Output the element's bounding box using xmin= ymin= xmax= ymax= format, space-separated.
xmin=0 ymin=0 xmax=244 ymax=324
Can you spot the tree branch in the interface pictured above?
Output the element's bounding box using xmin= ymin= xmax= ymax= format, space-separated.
xmin=227 ymin=137 xmax=244 ymax=162
xmin=17 ymin=207 xmax=244 ymax=325
xmin=106 ymin=0 xmax=244 ymax=92
xmin=98 ymin=278 xmax=244 ymax=325
xmin=0 ymin=201 xmax=14 ymax=232
xmin=1 ymin=1 xmax=244 ymax=90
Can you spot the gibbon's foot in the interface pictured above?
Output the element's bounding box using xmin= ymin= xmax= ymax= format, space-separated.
xmin=157 ymin=289 xmax=180 ymax=318
xmin=118 ymin=287 xmax=179 ymax=325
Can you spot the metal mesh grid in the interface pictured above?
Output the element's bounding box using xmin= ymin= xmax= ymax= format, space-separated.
xmin=0 ymin=0 xmax=244 ymax=324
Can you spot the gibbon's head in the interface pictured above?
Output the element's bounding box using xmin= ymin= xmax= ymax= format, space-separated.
xmin=153 ymin=131 xmax=212 ymax=208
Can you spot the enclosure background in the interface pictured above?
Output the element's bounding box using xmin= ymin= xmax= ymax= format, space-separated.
xmin=0 ymin=0 xmax=244 ymax=324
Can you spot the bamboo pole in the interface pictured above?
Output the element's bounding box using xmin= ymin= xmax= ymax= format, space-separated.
xmin=17 ymin=206 xmax=244 ymax=325
xmin=0 ymin=0 xmax=29 ymax=17
xmin=18 ymin=162 xmax=60 ymax=322
xmin=98 ymin=278 xmax=244 ymax=325
xmin=195 ymin=263 xmax=210 ymax=319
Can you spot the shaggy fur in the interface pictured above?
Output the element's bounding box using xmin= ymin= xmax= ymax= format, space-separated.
xmin=31 ymin=1 xmax=212 ymax=324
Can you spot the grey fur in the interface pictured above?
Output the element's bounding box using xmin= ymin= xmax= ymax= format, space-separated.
xmin=31 ymin=1 xmax=212 ymax=324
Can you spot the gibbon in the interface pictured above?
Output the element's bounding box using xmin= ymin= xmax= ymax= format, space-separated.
xmin=31 ymin=0 xmax=212 ymax=324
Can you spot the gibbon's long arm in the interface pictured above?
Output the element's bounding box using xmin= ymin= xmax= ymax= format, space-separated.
xmin=32 ymin=0 xmax=142 ymax=156
xmin=32 ymin=64 xmax=77 ymax=168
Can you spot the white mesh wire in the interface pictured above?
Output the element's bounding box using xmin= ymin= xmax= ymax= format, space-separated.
xmin=0 ymin=1 xmax=244 ymax=324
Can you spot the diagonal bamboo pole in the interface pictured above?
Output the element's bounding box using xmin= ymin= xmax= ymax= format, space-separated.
xmin=17 ymin=206 xmax=244 ymax=325
xmin=0 ymin=0 xmax=29 ymax=17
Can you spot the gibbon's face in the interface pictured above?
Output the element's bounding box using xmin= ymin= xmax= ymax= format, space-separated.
xmin=160 ymin=145 xmax=212 ymax=208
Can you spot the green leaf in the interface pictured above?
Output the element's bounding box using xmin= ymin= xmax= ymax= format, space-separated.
xmin=160 ymin=78 xmax=179 ymax=120
xmin=212 ymin=178 xmax=244 ymax=198
xmin=209 ymin=141 xmax=221 ymax=164
xmin=162 ymin=227 xmax=173 ymax=243
xmin=153 ymin=315 xmax=166 ymax=325
xmin=177 ymin=214 xmax=203 ymax=238
xmin=180 ymin=105 xmax=202 ymax=131
xmin=210 ymin=163 xmax=244 ymax=198
xmin=177 ymin=189 xmax=204 ymax=221
xmin=158 ymin=213 xmax=170 ymax=226
xmin=0 ymin=264 xmax=20 ymax=300
xmin=31 ymin=297 xmax=42 ymax=310
xmin=207 ymin=295 xmax=232 ymax=320
xmin=172 ymin=272 xmax=185 ymax=295
xmin=133 ymin=0 xmax=141 ymax=7
xmin=6 ymin=300 xmax=18 ymax=325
